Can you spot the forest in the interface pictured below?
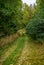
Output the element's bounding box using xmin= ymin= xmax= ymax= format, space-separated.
xmin=0 ymin=0 xmax=44 ymax=65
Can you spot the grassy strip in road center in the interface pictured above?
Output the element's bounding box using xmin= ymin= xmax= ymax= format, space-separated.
xmin=2 ymin=35 xmax=26 ymax=65
xmin=0 ymin=39 xmax=18 ymax=57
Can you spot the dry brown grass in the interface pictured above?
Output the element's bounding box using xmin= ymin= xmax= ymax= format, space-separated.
xmin=0 ymin=33 xmax=20 ymax=46
xmin=0 ymin=29 xmax=25 ymax=46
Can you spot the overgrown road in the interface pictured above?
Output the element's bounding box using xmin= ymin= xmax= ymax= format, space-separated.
xmin=0 ymin=35 xmax=44 ymax=65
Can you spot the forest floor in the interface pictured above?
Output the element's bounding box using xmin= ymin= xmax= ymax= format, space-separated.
xmin=0 ymin=31 xmax=44 ymax=65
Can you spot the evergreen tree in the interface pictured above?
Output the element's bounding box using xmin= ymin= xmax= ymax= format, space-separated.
xmin=36 ymin=0 xmax=44 ymax=19
xmin=26 ymin=0 xmax=44 ymax=41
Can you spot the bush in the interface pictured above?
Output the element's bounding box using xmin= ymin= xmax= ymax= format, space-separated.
xmin=26 ymin=18 xmax=44 ymax=41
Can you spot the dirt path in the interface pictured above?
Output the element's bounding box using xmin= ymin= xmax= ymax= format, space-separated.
xmin=16 ymin=41 xmax=29 ymax=65
xmin=0 ymin=44 xmax=17 ymax=61
xmin=16 ymin=38 xmax=44 ymax=65
xmin=1 ymin=36 xmax=26 ymax=65
xmin=0 ymin=39 xmax=19 ymax=65
xmin=0 ymin=35 xmax=44 ymax=65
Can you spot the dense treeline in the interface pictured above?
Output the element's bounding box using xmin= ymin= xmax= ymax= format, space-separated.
xmin=26 ymin=0 xmax=44 ymax=41
xmin=0 ymin=0 xmax=22 ymax=37
xmin=0 ymin=0 xmax=34 ymax=38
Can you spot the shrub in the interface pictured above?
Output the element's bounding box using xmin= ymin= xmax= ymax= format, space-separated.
xmin=26 ymin=18 xmax=44 ymax=41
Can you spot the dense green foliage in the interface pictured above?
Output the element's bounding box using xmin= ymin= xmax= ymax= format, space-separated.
xmin=0 ymin=0 xmax=34 ymax=38
xmin=26 ymin=0 xmax=44 ymax=41
xmin=0 ymin=0 xmax=22 ymax=37
xmin=26 ymin=18 xmax=44 ymax=40
xmin=21 ymin=3 xmax=34 ymax=26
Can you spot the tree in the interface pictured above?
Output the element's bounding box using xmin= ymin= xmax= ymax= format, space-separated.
xmin=0 ymin=0 xmax=22 ymax=37
xmin=26 ymin=0 xmax=44 ymax=41
xmin=21 ymin=3 xmax=34 ymax=26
